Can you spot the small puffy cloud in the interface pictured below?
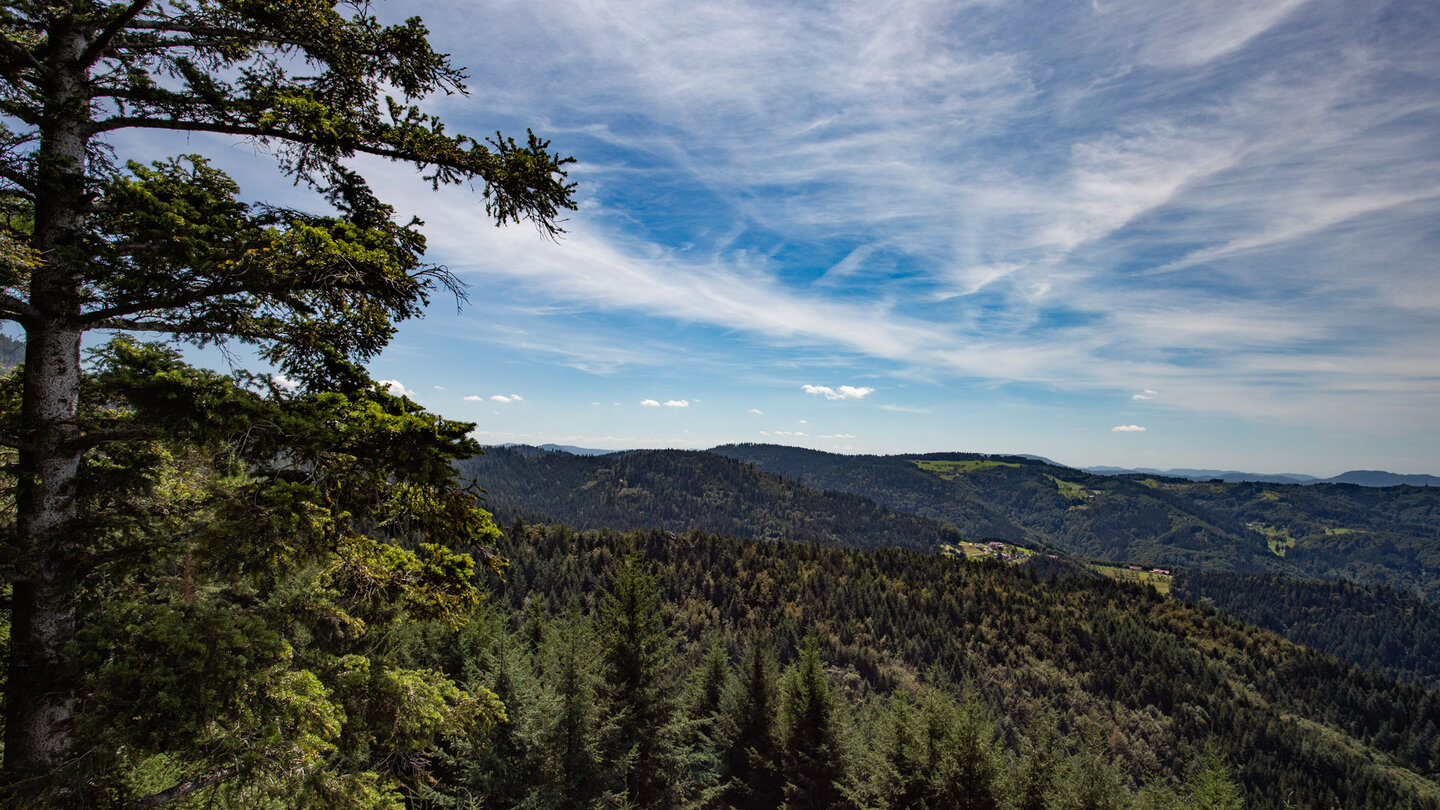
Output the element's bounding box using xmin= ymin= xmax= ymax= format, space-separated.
xmin=1111 ymin=424 xmax=1148 ymax=432
xmin=748 ymin=408 xmax=763 ymax=415
xmin=880 ymin=404 xmax=929 ymax=413
xmin=378 ymin=379 xmax=415 ymax=398
xmin=802 ymin=384 xmax=874 ymax=400
xmin=464 ymin=395 xmax=484 ymax=402
xmin=1132 ymin=389 xmax=1158 ymax=401
xmin=664 ymin=399 xmax=690 ymax=408
xmin=821 ymin=433 xmax=856 ymax=439
xmin=491 ymin=394 xmax=524 ymax=403
xmin=762 ymin=430 xmax=808 ymax=437
xmin=271 ymin=374 xmax=299 ymax=391
xmin=433 ymin=385 xmax=444 ymax=391
xmin=641 ymin=399 xmax=661 ymax=407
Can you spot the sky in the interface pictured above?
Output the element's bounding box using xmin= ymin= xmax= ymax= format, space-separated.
xmin=133 ymin=0 xmax=1440 ymax=474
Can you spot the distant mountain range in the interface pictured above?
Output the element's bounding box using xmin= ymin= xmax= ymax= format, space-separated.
xmin=474 ymin=442 xmax=1440 ymax=600
xmin=1082 ymin=465 xmax=1440 ymax=487
xmin=496 ymin=443 xmax=1439 ymax=488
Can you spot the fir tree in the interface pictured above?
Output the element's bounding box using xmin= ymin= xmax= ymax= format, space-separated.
xmin=598 ymin=552 xmax=692 ymax=809
xmin=725 ymin=631 xmax=785 ymax=810
xmin=0 ymin=0 xmax=574 ymax=802
xmin=779 ymin=640 xmax=851 ymax=810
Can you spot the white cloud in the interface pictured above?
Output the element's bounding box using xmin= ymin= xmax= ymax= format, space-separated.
xmin=880 ymin=404 xmax=931 ymax=414
xmin=378 ymin=379 xmax=415 ymax=398
xmin=433 ymin=385 xmax=444 ymax=390
xmin=821 ymin=433 xmax=857 ymax=439
xmin=1111 ymin=424 xmax=1147 ymax=432
xmin=271 ymin=374 xmax=298 ymax=391
xmin=802 ymin=384 xmax=875 ymax=400
xmin=464 ymin=395 xmax=484 ymax=402
xmin=747 ymin=408 xmax=763 ymax=414
xmin=370 ymin=0 xmax=1440 ymax=446
xmin=664 ymin=399 xmax=690 ymax=407
xmin=641 ymin=399 xmax=661 ymax=407
xmin=491 ymin=394 xmax=525 ymax=403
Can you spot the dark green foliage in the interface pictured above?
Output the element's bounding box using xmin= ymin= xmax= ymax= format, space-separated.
xmin=533 ymin=612 xmax=607 ymax=810
xmin=869 ymin=687 xmax=1000 ymax=810
xmin=724 ymin=634 xmax=785 ymax=809
xmin=596 ymin=553 xmax=696 ymax=809
xmin=779 ymin=641 xmax=851 ymax=810
xmin=1174 ymin=570 xmax=1440 ymax=686
xmin=485 ymin=523 xmax=1440 ymax=809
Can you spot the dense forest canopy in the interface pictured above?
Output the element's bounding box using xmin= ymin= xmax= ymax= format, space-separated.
xmin=0 ymin=0 xmax=572 ymax=804
xmin=464 ymin=521 xmax=1439 ymax=810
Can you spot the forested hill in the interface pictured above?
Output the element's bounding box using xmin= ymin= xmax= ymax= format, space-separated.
xmin=711 ymin=443 xmax=1440 ymax=598
xmin=708 ymin=444 xmax=1274 ymax=570
xmin=462 ymin=522 xmax=1440 ymax=809
xmin=1173 ymin=570 xmax=1440 ymax=686
xmin=458 ymin=446 xmax=965 ymax=552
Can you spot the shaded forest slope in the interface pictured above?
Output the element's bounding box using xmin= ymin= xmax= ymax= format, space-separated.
xmin=711 ymin=444 xmax=1440 ymax=597
xmin=460 ymin=446 xmax=965 ymax=552
xmin=485 ymin=523 xmax=1440 ymax=810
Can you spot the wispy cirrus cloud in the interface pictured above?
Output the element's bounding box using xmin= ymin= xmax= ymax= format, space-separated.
xmin=373 ymin=0 xmax=1440 ymax=459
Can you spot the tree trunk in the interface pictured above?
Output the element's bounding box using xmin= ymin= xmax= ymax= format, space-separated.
xmin=2 ymin=17 xmax=91 ymax=794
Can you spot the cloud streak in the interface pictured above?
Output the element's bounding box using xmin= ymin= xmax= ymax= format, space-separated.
xmin=373 ymin=0 xmax=1440 ymax=453
xmin=802 ymin=384 xmax=875 ymax=401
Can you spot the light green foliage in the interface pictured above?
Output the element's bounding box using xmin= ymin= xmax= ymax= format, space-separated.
xmin=1188 ymin=741 xmax=1244 ymax=810
xmin=4 ymin=339 xmax=509 ymax=804
xmin=1051 ymin=476 xmax=1092 ymax=502
xmin=912 ymin=459 xmax=1021 ymax=479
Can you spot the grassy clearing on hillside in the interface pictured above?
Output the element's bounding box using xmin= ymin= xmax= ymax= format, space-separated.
xmin=1094 ymin=564 xmax=1173 ymax=595
xmin=1051 ymin=476 xmax=1092 ymax=502
xmin=1248 ymin=522 xmax=1297 ymax=556
xmin=941 ymin=541 xmax=1039 ymax=562
xmin=912 ymin=459 xmax=1020 ymax=479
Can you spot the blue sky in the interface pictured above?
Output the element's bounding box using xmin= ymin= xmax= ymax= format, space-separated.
xmin=142 ymin=0 xmax=1440 ymax=474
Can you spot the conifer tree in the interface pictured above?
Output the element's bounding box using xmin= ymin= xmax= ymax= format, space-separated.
xmin=1188 ymin=741 xmax=1244 ymax=810
xmin=779 ymin=640 xmax=851 ymax=810
xmin=687 ymin=637 xmax=734 ymax=804
xmin=533 ymin=611 xmax=606 ymax=810
xmin=725 ymin=631 xmax=785 ymax=810
xmin=597 ymin=552 xmax=692 ymax=809
xmin=0 ymin=0 xmax=574 ymax=802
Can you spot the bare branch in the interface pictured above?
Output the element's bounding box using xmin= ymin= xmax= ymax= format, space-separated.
xmin=80 ymin=0 xmax=155 ymax=69
xmin=0 ymin=32 xmax=45 ymax=77
xmin=133 ymin=766 xmax=240 ymax=808
xmin=0 ymin=431 xmax=36 ymax=453
xmin=0 ymin=293 xmax=40 ymax=327
xmin=89 ymin=116 xmax=451 ymax=167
